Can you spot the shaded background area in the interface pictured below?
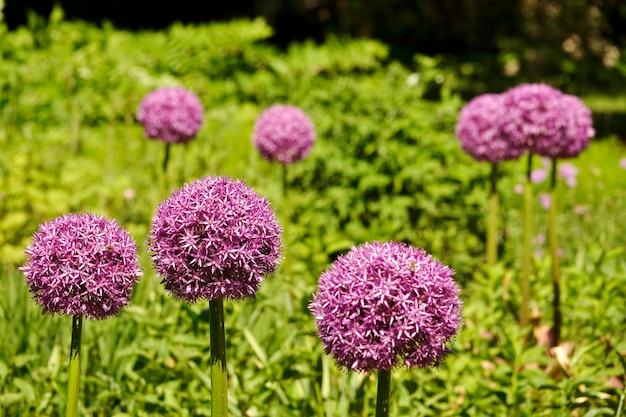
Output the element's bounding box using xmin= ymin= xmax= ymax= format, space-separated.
xmin=3 ymin=1 xmax=626 ymax=99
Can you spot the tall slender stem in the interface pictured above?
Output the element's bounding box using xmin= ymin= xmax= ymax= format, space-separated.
xmin=209 ymin=299 xmax=228 ymax=417
xmin=520 ymin=154 xmax=533 ymax=328
xmin=162 ymin=143 xmax=171 ymax=173
xmin=486 ymin=162 xmax=499 ymax=266
xmin=66 ymin=315 xmax=83 ymax=417
xmin=375 ymin=369 xmax=392 ymax=417
xmin=548 ymin=159 xmax=562 ymax=347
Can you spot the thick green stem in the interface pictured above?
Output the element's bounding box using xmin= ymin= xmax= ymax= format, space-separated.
xmin=66 ymin=315 xmax=83 ymax=417
xmin=486 ymin=163 xmax=499 ymax=266
xmin=209 ymin=299 xmax=228 ymax=417
xmin=548 ymin=159 xmax=562 ymax=347
xmin=375 ymin=369 xmax=392 ymax=417
xmin=520 ymin=154 xmax=534 ymax=328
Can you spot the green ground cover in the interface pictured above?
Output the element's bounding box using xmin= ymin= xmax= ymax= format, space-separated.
xmin=1 ymin=11 xmax=625 ymax=416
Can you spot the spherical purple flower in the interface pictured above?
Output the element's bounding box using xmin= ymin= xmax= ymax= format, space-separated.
xmin=532 ymin=94 xmax=593 ymax=158
xmin=20 ymin=214 xmax=142 ymax=320
xmin=455 ymin=93 xmax=525 ymax=162
xmin=502 ymin=83 xmax=565 ymax=153
xmin=309 ymin=241 xmax=462 ymax=372
xmin=252 ymin=104 xmax=316 ymax=165
xmin=148 ymin=176 xmax=282 ymax=302
xmin=136 ymin=87 xmax=204 ymax=144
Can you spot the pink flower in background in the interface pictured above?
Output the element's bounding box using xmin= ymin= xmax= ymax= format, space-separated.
xmin=502 ymin=83 xmax=564 ymax=153
xmin=538 ymin=193 xmax=551 ymax=210
xmin=530 ymin=169 xmax=547 ymax=184
xmin=514 ymin=184 xmax=524 ymax=194
xmin=137 ymin=87 xmax=204 ymax=144
xmin=253 ymin=105 xmax=316 ymax=165
xmin=455 ymin=94 xmax=525 ymax=163
xmin=558 ymin=163 xmax=579 ymax=188
xmin=620 ymin=158 xmax=626 ymax=170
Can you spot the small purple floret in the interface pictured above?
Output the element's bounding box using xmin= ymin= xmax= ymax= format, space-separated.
xmin=252 ymin=105 xmax=316 ymax=165
xmin=148 ymin=176 xmax=282 ymax=302
xmin=20 ymin=214 xmax=142 ymax=320
xmin=309 ymin=241 xmax=462 ymax=372
xmin=456 ymin=93 xmax=525 ymax=163
xmin=137 ymin=87 xmax=204 ymax=144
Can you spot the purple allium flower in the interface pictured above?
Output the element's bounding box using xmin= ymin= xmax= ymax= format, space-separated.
xmin=530 ymin=168 xmax=548 ymax=184
xmin=148 ymin=176 xmax=282 ymax=302
xmin=538 ymin=192 xmax=551 ymax=210
xmin=455 ymin=94 xmax=525 ymax=163
xmin=531 ymin=94 xmax=593 ymax=158
xmin=20 ymin=214 xmax=142 ymax=320
xmin=252 ymin=104 xmax=316 ymax=165
xmin=136 ymin=87 xmax=204 ymax=144
xmin=309 ymin=241 xmax=462 ymax=372
xmin=502 ymin=83 xmax=565 ymax=153
xmin=620 ymin=158 xmax=626 ymax=170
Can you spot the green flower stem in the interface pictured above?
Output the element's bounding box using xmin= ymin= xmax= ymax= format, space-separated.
xmin=281 ymin=163 xmax=288 ymax=202
xmin=209 ymin=298 xmax=228 ymax=417
xmin=162 ymin=143 xmax=171 ymax=173
xmin=375 ymin=369 xmax=391 ymax=417
xmin=66 ymin=315 xmax=83 ymax=417
xmin=520 ymin=154 xmax=533 ymax=328
xmin=548 ymin=159 xmax=562 ymax=347
xmin=486 ymin=162 xmax=499 ymax=266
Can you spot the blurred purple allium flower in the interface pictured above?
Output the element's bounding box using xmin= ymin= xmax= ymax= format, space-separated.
xmin=538 ymin=193 xmax=551 ymax=210
xmin=149 ymin=176 xmax=282 ymax=302
xmin=502 ymin=83 xmax=564 ymax=153
xmin=546 ymin=94 xmax=594 ymax=158
xmin=20 ymin=214 xmax=142 ymax=320
xmin=530 ymin=169 xmax=548 ymax=184
xmin=137 ymin=87 xmax=204 ymax=144
xmin=309 ymin=241 xmax=462 ymax=372
xmin=620 ymin=158 xmax=626 ymax=170
xmin=558 ymin=162 xmax=579 ymax=188
xmin=252 ymin=104 xmax=316 ymax=165
xmin=514 ymin=184 xmax=524 ymax=194
xmin=455 ymin=94 xmax=525 ymax=163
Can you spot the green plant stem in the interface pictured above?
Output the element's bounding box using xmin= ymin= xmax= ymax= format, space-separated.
xmin=520 ymin=154 xmax=533 ymax=328
xmin=375 ymin=369 xmax=391 ymax=417
xmin=548 ymin=158 xmax=562 ymax=348
xmin=162 ymin=143 xmax=171 ymax=173
xmin=209 ymin=298 xmax=228 ymax=417
xmin=66 ymin=315 xmax=83 ymax=417
xmin=281 ymin=163 xmax=288 ymax=202
xmin=486 ymin=162 xmax=499 ymax=266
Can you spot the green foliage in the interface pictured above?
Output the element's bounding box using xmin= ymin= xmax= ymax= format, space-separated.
xmin=1 ymin=12 xmax=626 ymax=416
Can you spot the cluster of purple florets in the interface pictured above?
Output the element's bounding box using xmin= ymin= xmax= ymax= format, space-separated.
xmin=252 ymin=105 xmax=316 ymax=165
xmin=456 ymin=83 xmax=594 ymax=162
xmin=137 ymin=87 xmax=204 ymax=144
xmin=20 ymin=214 xmax=142 ymax=320
xmin=309 ymin=241 xmax=462 ymax=372
xmin=148 ymin=176 xmax=283 ymax=302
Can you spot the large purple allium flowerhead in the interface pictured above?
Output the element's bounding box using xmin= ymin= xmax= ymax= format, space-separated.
xmin=20 ymin=214 xmax=142 ymax=320
xmin=502 ymin=83 xmax=564 ymax=152
xmin=529 ymin=94 xmax=594 ymax=158
xmin=455 ymin=93 xmax=525 ymax=163
xmin=309 ymin=241 xmax=462 ymax=372
xmin=148 ymin=176 xmax=282 ymax=302
xmin=136 ymin=87 xmax=204 ymax=144
xmin=252 ymin=104 xmax=316 ymax=165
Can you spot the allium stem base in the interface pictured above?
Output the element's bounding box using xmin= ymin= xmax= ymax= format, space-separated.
xmin=209 ymin=299 xmax=228 ymax=417
xmin=66 ymin=315 xmax=83 ymax=417
xmin=376 ymin=369 xmax=391 ymax=417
